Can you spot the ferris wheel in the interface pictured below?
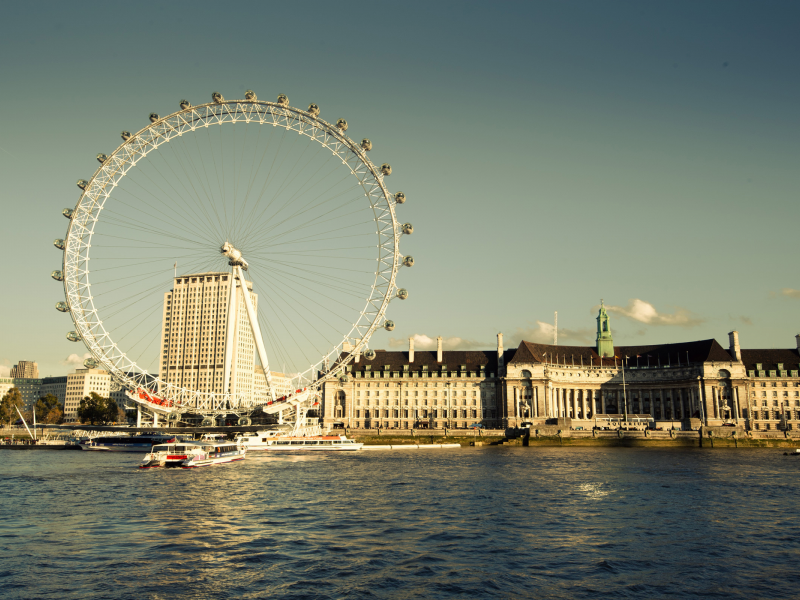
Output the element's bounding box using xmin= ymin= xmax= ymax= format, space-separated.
xmin=51 ymin=90 xmax=413 ymax=418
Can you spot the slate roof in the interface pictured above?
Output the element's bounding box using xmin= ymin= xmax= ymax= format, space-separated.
xmin=339 ymin=349 xmax=503 ymax=373
xmin=507 ymin=338 xmax=735 ymax=366
xmin=740 ymin=349 xmax=800 ymax=371
xmin=327 ymin=340 xmax=800 ymax=373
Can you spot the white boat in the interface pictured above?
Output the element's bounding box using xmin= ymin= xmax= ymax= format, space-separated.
xmin=236 ymin=430 xmax=363 ymax=451
xmin=140 ymin=440 xmax=246 ymax=469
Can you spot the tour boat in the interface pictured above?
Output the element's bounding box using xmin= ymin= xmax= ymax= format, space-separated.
xmin=140 ymin=440 xmax=246 ymax=468
xmin=79 ymin=433 xmax=176 ymax=452
xmin=236 ymin=430 xmax=363 ymax=452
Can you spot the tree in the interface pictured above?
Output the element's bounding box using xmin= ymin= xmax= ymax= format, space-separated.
xmin=77 ymin=392 xmax=119 ymax=425
xmin=34 ymin=394 xmax=64 ymax=425
xmin=0 ymin=388 xmax=24 ymax=427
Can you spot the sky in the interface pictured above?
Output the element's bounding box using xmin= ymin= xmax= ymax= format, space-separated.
xmin=0 ymin=0 xmax=798 ymax=378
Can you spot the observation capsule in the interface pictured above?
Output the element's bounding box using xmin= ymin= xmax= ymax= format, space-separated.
xmin=402 ymin=255 xmax=414 ymax=267
xmin=380 ymin=163 xmax=392 ymax=176
xmin=149 ymin=113 xmax=159 ymax=123
xmin=394 ymin=191 xmax=406 ymax=204
xmin=396 ymin=288 xmax=409 ymax=300
xmin=167 ymin=412 xmax=180 ymax=421
xmin=384 ymin=320 xmax=395 ymax=331
xmin=62 ymin=208 xmax=73 ymax=219
xmin=179 ymin=99 xmax=191 ymax=109
xmin=51 ymin=270 xmax=64 ymax=281
xmin=238 ymin=416 xmax=252 ymax=426
xmin=121 ymin=131 xmax=131 ymax=141
xmin=402 ymin=222 xmax=414 ymax=235
xmin=307 ymin=103 xmax=320 ymax=116
xmin=364 ymin=349 xmax=376 ymax=360
xmin=212 ymin=91 xmax=224 ymax=103
xmin=54 ymin=239 xmax=65 ymax=250
xmin=245 ymin=90 xmax=257 ymax=101
xmin=77 ymin=179 xmax=88 ymax=190
xmin=55 ymin=301 xmax=69 ymax=312
xmin=96 ymin=153 xmax=108 ymax=164
xmin=66 ymin=331 xmax=81 ymax=342
xmin=361 ymin=138 xmax=372 ymax=151
xmin=336 ymin=118 xmax=348 ymax=131
xmin=277 ymin=94 xmax=289 ymax=106
xmin=201 ymin=417 xmax=213 ymax=427
xmin=83 ymin=357 xmax=98 ymax=369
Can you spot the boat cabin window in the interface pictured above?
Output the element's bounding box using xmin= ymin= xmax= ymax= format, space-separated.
xmin=152 ymin=445 xmax=170 ymax=452
xmin=174 ymin=446 xmax=187 ymax=452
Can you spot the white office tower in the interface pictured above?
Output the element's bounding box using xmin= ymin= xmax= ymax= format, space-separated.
xmin=64 ymin=369 xmax=111 ymax=420
xmin=159 ymin=272 xmax=257 ymax=401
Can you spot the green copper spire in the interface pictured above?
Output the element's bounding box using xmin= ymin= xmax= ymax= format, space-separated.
xmin=596 ymin=299 xmax=614 ymax=357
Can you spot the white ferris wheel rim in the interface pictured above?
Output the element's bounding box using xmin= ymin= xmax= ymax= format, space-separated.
xmin=61 ymin=96 xmax=403 ymax=412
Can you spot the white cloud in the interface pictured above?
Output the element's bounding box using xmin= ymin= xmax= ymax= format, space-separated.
xmin=507 ymin=322 xmax=593 ymax=346
xmin=0 ymin=365 xmax=9 ymax=377
xmin=605 ymin=299 xmax=703 ymax=327
xmin=782 ymin=288 xmax=800 ymax=299
xmin=388 ymin=334 xmax=485 ymax=351
xmin=62 ymin=353 xmax=91 ymax=366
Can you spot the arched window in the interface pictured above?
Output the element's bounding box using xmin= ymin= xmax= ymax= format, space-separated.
xmin=335 ymin=391 xmax=345 ymax=418
xmin=521 ymin=370 xmax=532 ymax=378
xmin=717 ymin=369 xmax=731 ymax=378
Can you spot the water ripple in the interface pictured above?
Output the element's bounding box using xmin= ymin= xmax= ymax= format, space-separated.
xmin=1 ymin=447 xmax=799 ymax=598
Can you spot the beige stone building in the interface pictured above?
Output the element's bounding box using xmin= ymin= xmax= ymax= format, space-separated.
xmin=322 ymin=306 xmax=800 ymax=432
xmin=321 ymin=337 xmax=501 ymax=430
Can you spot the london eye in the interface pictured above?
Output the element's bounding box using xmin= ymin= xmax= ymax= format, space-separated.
xmin=51 ymin=90 xmax=412 ymax=425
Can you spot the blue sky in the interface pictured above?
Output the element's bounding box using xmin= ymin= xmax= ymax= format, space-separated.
xmin=1 ymin=0 xmax=798 ymax=377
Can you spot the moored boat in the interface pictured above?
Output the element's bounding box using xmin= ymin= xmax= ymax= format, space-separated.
xmin=236 ymin=430 xmax=363 ymax=451
xmin=140 ymin=440 xmax=246 ymax=468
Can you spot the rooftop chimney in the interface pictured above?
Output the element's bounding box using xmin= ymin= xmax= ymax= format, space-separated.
xmin=728 ymin=330 xmax=742 ymax=362
xmin=437 ymin=336 xmax=443 ymax=362
xmin=409 ymin=336 xmax=415 ymax=363
xmin=796 ymin=333 xmax=800 ymax=351
xmin=497 ymin=332 xmax=504 ymax=369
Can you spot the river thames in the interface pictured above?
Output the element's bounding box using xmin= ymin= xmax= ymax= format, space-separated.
xmin=1 ymin=447 xmax=798 ymax=599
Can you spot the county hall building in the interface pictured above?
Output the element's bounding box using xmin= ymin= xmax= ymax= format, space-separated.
xmin=321 ymin=304 xmax=800 ymax=432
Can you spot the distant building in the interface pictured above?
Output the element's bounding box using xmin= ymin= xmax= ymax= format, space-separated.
xmin=41 ymin=376 xmax=68 ymax=406
xmin=159 ymin=272 xmax=257 ymax=402
xmin=0 ymin=377 xmax=14 ymax=400
xmin=13 ymin=378 xmax=43 ymax=410
xmin=11 ymin=361 xmax=39 ymax=379
xmin=64 ymin=369 xmax=111 ymax=421
xmin=253 ymin=366 xmax=295 ymax=404
xmin=322 ymin=306 xmax=800 ymax=431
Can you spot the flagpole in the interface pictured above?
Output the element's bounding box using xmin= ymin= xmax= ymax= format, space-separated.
xmin=622 ymin=356 xmax=629 ymax=426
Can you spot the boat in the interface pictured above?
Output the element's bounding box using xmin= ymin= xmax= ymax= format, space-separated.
xmin=140 ymin=440 xmax=246 ymax=468
xmin=236 ymin=430 xmax=363 ymax=452
xmin=78 ymin=433 xmax=176 ymax=452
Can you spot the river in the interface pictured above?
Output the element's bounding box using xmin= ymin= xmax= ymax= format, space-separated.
xmin=1 ymin=447 xmax=798 ymax=599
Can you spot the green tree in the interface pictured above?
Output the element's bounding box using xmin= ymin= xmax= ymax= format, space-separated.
xmin=77 ymin=392 xmax=119 ymax=425
xmin=34 ymin=394 xmax=64 ymax=424
xmin=0 ymin=388 xmax=24 ymax=427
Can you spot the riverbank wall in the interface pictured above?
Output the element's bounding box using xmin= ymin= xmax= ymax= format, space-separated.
xmin=347 ymin=427 xmax=800 ymax=448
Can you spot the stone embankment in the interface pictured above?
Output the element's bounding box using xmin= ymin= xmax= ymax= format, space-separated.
xmin=347 ymin=427 xmax=800 ymax=449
